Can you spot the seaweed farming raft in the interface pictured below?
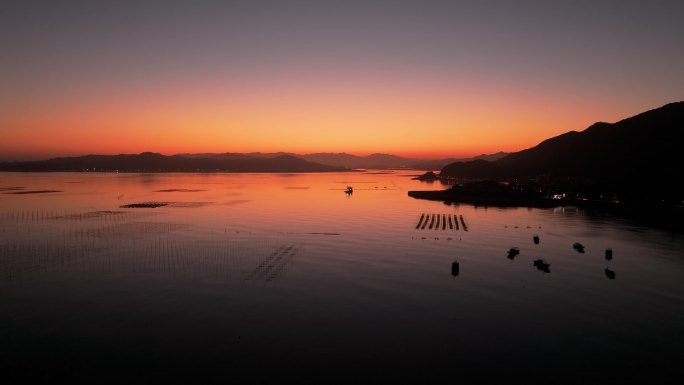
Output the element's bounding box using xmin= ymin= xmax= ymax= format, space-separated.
xmin=415 ymin=213 xmax=468 ymax=231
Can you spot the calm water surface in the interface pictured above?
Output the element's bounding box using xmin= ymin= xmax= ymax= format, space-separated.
xmin=1 ymin=172 xmax=683 ymax=382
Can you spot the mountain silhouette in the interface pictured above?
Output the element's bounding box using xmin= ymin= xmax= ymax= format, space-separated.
xmin=0 ymin=153 xmax=346 ymax=172
xmin=0 ymin=150 xmax=509 ymax=172
xmin=307 ymin=153 xmax=418 ymax=169
xmin=412 ymin=152 xmax=508 ymax=171
xmin=440 ymin=102 xmax=684 ymax=200
xmin=181 ymin=152 xmax=421 ymax=169
xmin=176 ymin=151 xmax=507 ymax=169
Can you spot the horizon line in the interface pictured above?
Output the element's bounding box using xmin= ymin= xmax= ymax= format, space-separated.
xmin=0 ymin=149 xmax=509 ymax=163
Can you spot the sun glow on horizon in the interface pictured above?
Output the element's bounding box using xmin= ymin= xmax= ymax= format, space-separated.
xmin=0 ymin=70 xmax=647 ymax=161
xmin=1 ymin=1 xmax=682 ymax=161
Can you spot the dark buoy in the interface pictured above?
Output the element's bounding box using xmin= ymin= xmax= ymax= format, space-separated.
xmin=573 ymin=243 xmax=585 ymax=253
xmin=605 ymin=268 xmax=616 ymax=280
xmin=451 ymin=261 xmax=460 ymax=276
xmin=605 ymin=248 xmax=613 ymax=260
xmin=533 ymin=259 xmax=551 ymax=273
xmin=507 ymin=247 xmax=520 ymax=259
xmin=533 ymin=235 xmax=540 ymax=244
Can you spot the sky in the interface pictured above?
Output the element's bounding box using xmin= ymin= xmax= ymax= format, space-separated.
xmin=1 ymin=0 xmax=683 ymax=160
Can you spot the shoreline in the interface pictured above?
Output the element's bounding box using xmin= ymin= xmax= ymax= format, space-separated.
xmin=408 ymin=189 xmax=684 ymax=232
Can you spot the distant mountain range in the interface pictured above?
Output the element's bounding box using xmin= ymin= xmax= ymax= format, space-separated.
xmin=4 ymin=100 xmax=680 ymax=182
xmin=178 ymin=152 xmax=417 ymax=169
xmin=440 ymin=101 xmax=684 ymax=199
xmin=177 ymin=151 xmax=507 ymax=170
xmin=0 ymin=153 xmax=346 ymax=172
xmin=0 ymin=150 xmax=507 ymax=173
xmin=411 ymin=152 xmax=508 ymax=170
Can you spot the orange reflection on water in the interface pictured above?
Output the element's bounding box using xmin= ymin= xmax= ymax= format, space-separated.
xmin=0 ymin=171 xmax=448 ymax=227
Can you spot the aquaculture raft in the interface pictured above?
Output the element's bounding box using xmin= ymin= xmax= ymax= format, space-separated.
xmin=415 ymin=213 xmax=468 ymax=231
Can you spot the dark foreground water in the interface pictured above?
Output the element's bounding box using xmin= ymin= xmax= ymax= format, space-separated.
xmin=1 ymin=172 xmax=683 ymax=383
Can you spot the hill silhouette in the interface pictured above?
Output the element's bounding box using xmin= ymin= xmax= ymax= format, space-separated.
xmin=305 ymin=153 xmax=419 ymax=169
xmin=0 ymin=153 xmax=346 ymax=172
xmin=179 ymin=152 xmax=420 ymax=169
xmin=412 ymin=152 xmax=508 ymax=171
xmin=176 ymin=151 xmax=507 ymax=170
xmin=440 ymin=102 xmax=684 ymax=200
xmin=0 ymin=151 xmax=509 ymax=172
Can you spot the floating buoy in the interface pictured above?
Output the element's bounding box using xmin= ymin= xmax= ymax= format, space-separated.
xmin=605 ymin=248 xmax=613 ymax=260
xmin=605 ymin=268 xmax=616 ymax=280
xmin=533 ymin=259 xmax=550 ymax=273
xmin=451 ymin=261 xmax=459 ymax=276
xmin=533 ymin=235 xmax=540 ymax=244
xmin=507 ymin=247 xmax=520 ymax=259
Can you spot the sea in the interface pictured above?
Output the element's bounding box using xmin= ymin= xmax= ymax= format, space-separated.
xmin=1 ymin=171 xmax=683 ymax=383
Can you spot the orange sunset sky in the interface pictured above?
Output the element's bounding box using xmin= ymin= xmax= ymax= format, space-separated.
xmin=1 ymin=1 xmax=682 ymax=160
